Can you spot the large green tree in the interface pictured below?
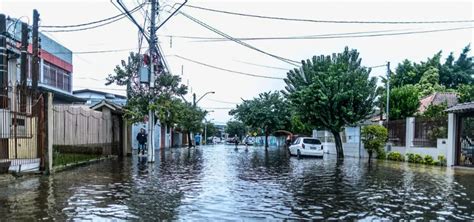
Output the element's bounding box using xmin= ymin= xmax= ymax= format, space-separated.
xmin=284 ymin=47 xmax=377 ymax=158
xmin=229 ymin=91 xmax=290 ymax=148
xmin=392 ymin=45 xmax=473 ymax=89
xmin=225 ymin=120 xmax=247 ymax=139
xmin=175 ymin=102 xmax=207 ymax=148
xmin=106 ymin=52 xmax=188 ymax=126
xmin=457 ymin=84 xmax=474 ymax=103
xmin=384 ymin=85 xmax=420 ymax=120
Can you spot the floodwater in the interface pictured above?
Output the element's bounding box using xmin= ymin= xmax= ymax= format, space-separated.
xmin=1 ymin=144 xmax=474 ymax=220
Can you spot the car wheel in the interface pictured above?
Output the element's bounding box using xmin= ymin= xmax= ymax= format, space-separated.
xmin=297 ymin=149 xmax=301 ymax=159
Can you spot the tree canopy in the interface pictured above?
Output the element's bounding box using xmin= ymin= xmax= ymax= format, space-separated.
xmin=106 ymin=52 xmax=187 ymax=125
xmin=284 ymin=47 xmax=377 ymax=158
xmin=385 ymin=85 xmax=420 ymax=120
xmin=229 ymin=91 xmax=290 ymax=148
xmin=225 ymin=120 xmax=247 ymax=139
xmin=391 ymin=45 xmax=473 ymax=89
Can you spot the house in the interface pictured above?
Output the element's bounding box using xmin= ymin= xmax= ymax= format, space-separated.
xmin=73 ymin=89 xmax=127 ymax=106
xmin=418 ymin=92 xmax=458 ymax=113
xmin=6 ymin=17 xmax=85 ymax=104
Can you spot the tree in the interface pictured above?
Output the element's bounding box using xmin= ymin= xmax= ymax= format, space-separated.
xmin=106 ymin=52 xmax=187 ymax=126
xmin=175 ymin=102 xmax=207 ymax=148
xmin=392 ymin=45 xmax=473 ymax=89
xmin=203 ymin=122 xmax=218 ymax=138
xmin=225 ymin=120 xmax=246 ymax=139
xmin=415 ymin=67 xmax=445 ymax=97
xmin=284 ymin=47 xmax=377 ymax=158
xmin=229 ymin=91 xmax=290 ymax=148
xmin=457 ymin=84 xmax=474 ymax=103
xmin=440 ymin=45 xmax=474 ymax=88
xmin=385 ymin=85 xmax=420 ymax=120
xmin=361 ymin=125 xmax=388 ymax=162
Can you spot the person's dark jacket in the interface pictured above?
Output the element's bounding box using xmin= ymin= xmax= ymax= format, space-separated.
xmin=137 ymin=132 xmax=147 ymax=144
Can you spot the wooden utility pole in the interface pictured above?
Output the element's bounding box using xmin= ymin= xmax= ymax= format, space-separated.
xmin=0 ymin=14 xmax=8 ymax=160
xmin=32 ymin=10 xmax=40 ymax=91
xmin=0 ymin=14 xmax=7 ymax=108
xmin=20 ymin=22 xmax=29 ymax=112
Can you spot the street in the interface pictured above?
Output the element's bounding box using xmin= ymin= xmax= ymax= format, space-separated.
xmin=1 ymin=144 xmax=474 ymax=220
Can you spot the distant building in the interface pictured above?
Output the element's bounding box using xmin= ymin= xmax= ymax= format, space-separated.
xmin=73 ymin=89 xmax=127 ymax=106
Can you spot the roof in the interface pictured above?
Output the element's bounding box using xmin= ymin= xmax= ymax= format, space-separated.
xmin=445 ymin=102 xmax=474 ymax=113
xmin=73 ymin=89 xmax=127 ymax=99
xmin=38 ymin=86 xmax=87 ymax=104
xmin=90 ymin=99 xmax=124 ymax=114
xmin=418 ymin=92 xmax=458 ymax=113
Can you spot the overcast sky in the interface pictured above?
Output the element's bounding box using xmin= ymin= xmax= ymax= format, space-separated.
xmin=1 ymin=0 xmax=473 ymax=123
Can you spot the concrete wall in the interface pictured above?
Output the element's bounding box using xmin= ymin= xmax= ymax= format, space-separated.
xmin=131 ymin=122 xmax=160 ymax=150
xmin=388 ymin=139 xmax=448 ymax=158
xmin=322 ymin=142 xmax=366 ymax=158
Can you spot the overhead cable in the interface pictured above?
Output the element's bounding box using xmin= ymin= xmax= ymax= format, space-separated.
xmin=185 ymin=4 xmax=474 ymax=25
xmin=171 ymin=54 xmax=285 ymax=80
xmin=179 ymin=11 xmax=301 ymax=67
xmin=41 ymin=3 xmax=144 ymax=33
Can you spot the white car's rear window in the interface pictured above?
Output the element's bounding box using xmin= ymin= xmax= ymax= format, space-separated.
xmin=303 ymin=139 xmax=321 ymax=145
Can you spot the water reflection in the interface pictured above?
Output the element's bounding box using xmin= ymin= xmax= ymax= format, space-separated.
xmin=0 ymin=145 xmax=473 ymax=220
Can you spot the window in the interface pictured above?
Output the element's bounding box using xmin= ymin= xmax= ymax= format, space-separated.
xmin=42 ymin=62 xmax=71 ymax=92
xmin=303 ymin=138 xmax=322 ymax=145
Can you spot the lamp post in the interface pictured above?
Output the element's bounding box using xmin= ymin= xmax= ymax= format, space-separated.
xmin=193 ymin=91 xmax=215 ymax=107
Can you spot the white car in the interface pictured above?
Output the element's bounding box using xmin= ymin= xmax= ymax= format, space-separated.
xmin=289 ymin=137 xmax=324 ymax=157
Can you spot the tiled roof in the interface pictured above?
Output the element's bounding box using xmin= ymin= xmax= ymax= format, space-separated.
xmin=418 ymin=92 xmax=458 ymax=113
xmin=445 ymin=102 xmax=474 ymax=113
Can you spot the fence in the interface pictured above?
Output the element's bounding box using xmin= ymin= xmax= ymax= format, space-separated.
xmin=0 ymin=87 xmax=45 ymax=172
xmin=384 ymin=119 xmax=406 ymax=147
xmin=414 ymin=117 xmax=448 ymax=147
xmin=52 ymin=105 xmax=120 ymax=167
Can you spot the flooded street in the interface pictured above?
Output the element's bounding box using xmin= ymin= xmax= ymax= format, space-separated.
xmin=1 ymin=144 xmax=474 ymax=220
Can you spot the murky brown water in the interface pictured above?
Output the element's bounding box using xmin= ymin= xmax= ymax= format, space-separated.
xmin=1 ymin=144 xmax=473 ymax=220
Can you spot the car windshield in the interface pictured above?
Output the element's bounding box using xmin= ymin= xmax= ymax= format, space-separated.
xmin=303 ymin=138 xmax=321 ymax=144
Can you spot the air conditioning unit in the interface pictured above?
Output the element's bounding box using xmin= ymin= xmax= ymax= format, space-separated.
xmin=0 ymin=109 xmax=11 ymax=138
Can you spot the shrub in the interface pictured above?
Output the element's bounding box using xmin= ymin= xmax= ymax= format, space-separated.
xmin=438 ymin=155 xmax=447 ymax=166
xmin=424 ymin=155 xmax=434 ymax=165
xmin=406 ymin=153 xmax=415 ymax=163
xmin=387 ymin=151 xmax=405 ymax=161
xmin=414 ymin=154 xmax=424 ymax=164
xmin=362 ymin=125 xmax=388 ymax=162
xmin=377 ymin=149 xmax=387 ymax=160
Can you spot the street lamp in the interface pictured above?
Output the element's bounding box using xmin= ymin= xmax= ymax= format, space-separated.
xmin=193 ymin=91 xmax=215 ymax=106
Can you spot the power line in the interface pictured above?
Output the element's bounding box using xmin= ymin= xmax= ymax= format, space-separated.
xmin=41 ymin=4 xmax=144 ymax=32
xmin=179 ymin=11 xmax=301 ymax=67
xmin=167 ymin=26 xmax=474 ymax=42
xmin=185 ymin=4 xmax=474 ymax=25
xmin=233 ymin=59 xmax=290 ymax=71
xmin=49 ymin=47 xmax=142 ymax=55
xmin=201 ymin=107 xmax=234 ymax=110
xmin=171 ymin=54 xmax=285 ymax=80
xmin=205 ymin=98 xmax=239 ymax=105
xmin=40 ymin=4 xmax=144 ymax=28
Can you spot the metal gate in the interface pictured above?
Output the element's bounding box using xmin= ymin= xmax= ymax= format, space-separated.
xmin=0 ymin=87 xmax=45 ymax=173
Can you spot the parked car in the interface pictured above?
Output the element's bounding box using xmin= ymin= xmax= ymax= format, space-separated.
xmin=288 ymin=137 xmax=323 ymax=157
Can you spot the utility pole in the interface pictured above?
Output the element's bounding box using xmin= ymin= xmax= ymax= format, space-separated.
xmin=386 ymin=62 xmax=390 ymax=123
xmin=0 ymin=14 xmax=7 ymax=109
xmin=20 ymin=22 xmax=28 ymax=112
xmin=193 ymin=93 xmax=196 ymax=107
xmin=147 ymin=0 xmax=157 ymax=163
xmin=32 ymin=10 xmax=40 ymax=91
